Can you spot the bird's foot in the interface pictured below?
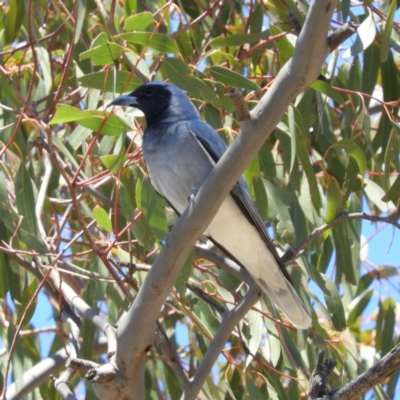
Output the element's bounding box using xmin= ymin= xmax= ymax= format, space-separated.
xmin=159 ymin=236 xmax=168 ymax=247
xmin=188 ymin=187 xmax=199 ymax=203
xmin=159 ymin=225 xmax=174 ymax=247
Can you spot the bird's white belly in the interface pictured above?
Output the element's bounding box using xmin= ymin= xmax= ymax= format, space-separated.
xmin=205 ymin=196 xmax=286 ymax=292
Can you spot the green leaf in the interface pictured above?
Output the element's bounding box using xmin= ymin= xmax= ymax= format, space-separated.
xmin=67 ymin=125 xmax=92 ymax=151
xmin=131 ymin=212 xmax=153 ymax=248
xmin=380 ymin=0 xmax=396 ymax=63
xmin=330 ymin=139 xmax=367 ymax=179
xmin=192 ymin=299 xmax=220 ymax=336
xmin=115 ymin=32 xmax=179 ymax=54
xmin=325 ymin=177 xmax=341 ymax=223
xmin=0 ymin=173 xmax=10 ymax=207
xmin=140 ymin=177 xmax=167 ymax=240
xmin=208 ymin=66 xmax=260 ymax=91
xmin=74 ymin=0 xmax=86 ymax=44
xmin=80 ymin=42 xmax=126 ymax=65
xmin=93 ymin=206 xmax=112 ymax=233
xmin=351 ymin=9 xmax=376 ymax=55
xmin=381 ymin=50 xmax=400 ymax=103
xmin=78 ymin=71 xmax=142 ymax=93
xmin=364 ymin=178 xmax=395 ymax=213
xmin=124 ymin=12 xmax=154 ymax=32
xmin=209 ymin=31 xmax=267 ymax=47
xmin=311 ymin=80 xmax=345 ymax=105
xmin=19 ymin=229 xmax=49 ymax=254
xmin=246 ymin=375 xmax=264 ymax=400
xmin=245 ymin=300 xmax=263 ymax=367
xmin=347 ymin=288 xmax=373 ymax=328
xmin=3 ymin=254 xmax=21 ymax=302
xmin=203 ymin=104 xmax=223 ymax=130
xmin=297 ymin=258 xmax=327 ymax=295
xmin=15 ymin=164 xmax=37 ymax=236
xmin=341 ymin=0 xmax=350 ymax=21
xmin=321 ymin=274 xmax=346 ymax=331
xmin=100 ymin=154 xmax=128 ymax=173
xmin=4 ymin=0 xmax=25 ymax=44
xmin=295 ymin=122 xmax=322 ymax=211
xmin=119 ymin=180 xmax=135 ymax=221
xmin=35 ymin=47 xmax=52 ymax=95
xmin=226 ymin=367 xmax=244 ymax=399
xmin=163 ymin=58 xmax=222 ymax=108
xmin=376 ymin=297 xmax=396 ymax=355
xmin=332 ymin=194 xmax=361 ymax=285
xmin=16 ymin=278 xmax=38 ymax=327
xmin=175 ymin=252 xmax=193 ymax=299
xmin=262 ymin=179 xmax=295 ymax=243
xmin=287 ymin=109 xmax=297 ymax=174
xmin=49 ymin=104 xmax=130 ymax=136
xmin=164 ymin=362 xmax=183 ymax=400
xmin=82 ymin=266 xmax=103 ymax=360
xmin=269 ymin=25 xmax=294 ymax=66
xmin=362 ymin=43 xmax=381 ymax=104
xmin=382 ymin=175 xmax=400 ymax=202
xmin=280 ymin=326 xmax=305 ymax=370
xmin=267 ymin=370 xmax=290 ymax=400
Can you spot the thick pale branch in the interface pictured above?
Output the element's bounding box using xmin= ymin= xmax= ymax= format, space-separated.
xmin=48 ymin=269 xmax=118 ymax=365
xmin=5 ymin=338 xmax=107 ymax=400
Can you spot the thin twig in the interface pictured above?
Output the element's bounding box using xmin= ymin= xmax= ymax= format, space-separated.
xmin=282 ymin=211 xmax=399 ymax=265
xmin=155 ymin=323 xmax=190 ymax=391
xmin=182 ymin=284 xmax=261 ymax=400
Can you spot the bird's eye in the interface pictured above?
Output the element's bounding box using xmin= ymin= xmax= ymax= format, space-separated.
xmin=143 ymin=86 xmax=155 ymax=96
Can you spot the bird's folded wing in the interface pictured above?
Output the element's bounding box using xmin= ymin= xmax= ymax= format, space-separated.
xmin=186 ymin=119 xmax=292 ymax=282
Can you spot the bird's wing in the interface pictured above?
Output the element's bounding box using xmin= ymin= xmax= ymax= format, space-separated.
xmin=187 ymin=119 xmax=292 ymax=282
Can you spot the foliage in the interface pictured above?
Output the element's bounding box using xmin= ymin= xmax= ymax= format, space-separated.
xmin=0 ymin=0 xmax=399 ymax=398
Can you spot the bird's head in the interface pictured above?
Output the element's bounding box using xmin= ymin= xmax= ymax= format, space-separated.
xmin=109 ymin=82 xmax=200 ymax=126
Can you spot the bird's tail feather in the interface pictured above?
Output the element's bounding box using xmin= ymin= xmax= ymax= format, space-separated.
xmin=255 ymin=276 xmax=311 ymax=329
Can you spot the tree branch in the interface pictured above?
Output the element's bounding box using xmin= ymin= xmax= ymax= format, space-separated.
xmin=309 ymin=344 xmax=400 ymax=400
xmin=308 ymin=351 xmax=337 ymax=399
xmin=331 ymin=343 xmax=400 ymax=400
xmin=182 ymin=284 xmax=261 ymax=400
xmin=281 ymin=211 xmax=400 ymax=264
xmin=5 ymin=338 xmax=107 ymax=400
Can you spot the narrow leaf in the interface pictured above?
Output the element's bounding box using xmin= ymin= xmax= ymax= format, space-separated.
xmin=330 ymin=139 xmax=367 ymax=179
xmin=80 ymin=42 xmax=125 ymax=65
xmin=208 ymin=66 xmax=260 ymax=91
xmin=124 ymin=12 xmax=154 ymax=32
xmin=78 ymin=71 xmax=142 ymax=93
xmin=321 ymin=274 xmax=347 ymax=331
xmin=93 ymin=206 xmax=112 ymax=233
xmin=115 ymin=32 xmax=179 ymax=54
xmin=15 ymin=164 xmax=37 ymax=236
xmin=262 ymin=179 xmax=295 ymax=243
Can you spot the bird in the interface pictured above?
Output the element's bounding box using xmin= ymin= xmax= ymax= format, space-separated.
xmin=110 ymin=81 xmax=311 ymax=329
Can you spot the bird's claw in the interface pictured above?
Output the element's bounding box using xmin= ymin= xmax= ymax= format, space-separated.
xmin=188 ymin=187 xmax=199 ymax=203
xmin=159 ymin=235 xmax=168 ymax=247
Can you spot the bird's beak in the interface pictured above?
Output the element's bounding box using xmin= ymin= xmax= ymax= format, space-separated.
xmin=108 ymin=95 xmax=139 ymax=108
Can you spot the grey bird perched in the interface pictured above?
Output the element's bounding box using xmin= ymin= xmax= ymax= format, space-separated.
xmin=110 ymin=82 xmax=311 ymax=329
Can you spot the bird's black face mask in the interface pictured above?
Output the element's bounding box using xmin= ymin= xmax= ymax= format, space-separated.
xmin=110 ymin=84 xmax=172 ymax=126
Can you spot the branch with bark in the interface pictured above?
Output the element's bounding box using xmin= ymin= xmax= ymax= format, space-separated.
xmin=309 ymin=346 xmax=400 ymax=400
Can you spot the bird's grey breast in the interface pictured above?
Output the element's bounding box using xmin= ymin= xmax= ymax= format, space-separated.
xmin=142 ymin=120 xmax=214 ymax=214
